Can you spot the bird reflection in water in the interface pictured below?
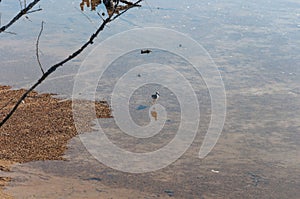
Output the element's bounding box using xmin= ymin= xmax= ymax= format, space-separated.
xmin=80 ymin=0 xmax=141 ymax=16
xmin=151 ymin=108 xmax=158 ymax=121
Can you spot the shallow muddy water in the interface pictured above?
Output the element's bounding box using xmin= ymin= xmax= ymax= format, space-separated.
xmin=1 ymin=0 xmax=300 ymax=198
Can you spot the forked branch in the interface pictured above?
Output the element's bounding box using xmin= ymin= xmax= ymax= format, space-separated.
xmin=0 ymin=0 xmax=143 ymax=127
xmin=0 ymin=0 xmax=41 ymax=33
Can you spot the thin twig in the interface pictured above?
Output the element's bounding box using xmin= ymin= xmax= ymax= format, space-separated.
xmin=3 ymin=31 xmax=17 ymax=35
xmin=25 ymin=15 xmax=32 ymax=22
xmin=36 ymin=21 xmax=45 ymax=74
xmin=75 ymin=6 xmax=94 ymax=25
xmin=0 ymin=0 xmax=143 ymax=127
xmin=120 ymin=0 xmax=135 ymax=5
xmin=26 ymin=8 xmax=42 ymax=14
xmin=0 ymin=0 xmax=41 ymax=33
xmin=112 ymin=0 xmax=142 ymax=20
xmin=18 ymin=0 xmax=23 ymax=10
xmin=97 ymin=12 xmax=106 ymax=21
xmin=0 ymin=13 xmax=17 ymax=34
xmin=143 ymin=0 xmax=152 ymax=12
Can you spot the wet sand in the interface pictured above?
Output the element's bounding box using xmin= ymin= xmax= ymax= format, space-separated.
xmin=0 ymin=82 xmax=299 ymax=198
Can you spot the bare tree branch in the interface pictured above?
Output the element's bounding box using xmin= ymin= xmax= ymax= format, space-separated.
xmin=0 ymin=0 xmax=143 ymax=127
xmin=36 ymin=21 xmax=45 ymax=74
xmin=0 ymin=0 xmax=41 ymax=33
xmin=120 ymin=0 xmax=141 ymax=6
xmin=0 ymin=12 xmax=17 ymax=35
xmin=112 ymin=0 xmax=142 ymax=20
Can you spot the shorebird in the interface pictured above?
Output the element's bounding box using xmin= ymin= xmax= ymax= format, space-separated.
xmin=151 ymin=91 xmax=160 ymax=102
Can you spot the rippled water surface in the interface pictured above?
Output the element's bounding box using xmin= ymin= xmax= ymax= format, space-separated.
xmin=1 ymin=0 xmax=300 ymax=198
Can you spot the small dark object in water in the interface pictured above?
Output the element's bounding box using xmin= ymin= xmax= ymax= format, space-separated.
xmin=248 ymin=172 xmax=262 ymax=187
xmin=151 ymin=91 xmax=160 ymax=100
xmin=85 ymin=177 xmax=102 ymax=182
xmin=164 ymin=190 xmax=174 ymax=197
xmin=137 ymin=73 xmax=141 ymax=77
xmin=141 ymin=49 xmax=152 ymax=54
xmin=179 ymin=44 xmax=182 ymax=47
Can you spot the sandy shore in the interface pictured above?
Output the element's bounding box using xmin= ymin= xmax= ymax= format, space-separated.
xmin=0 ymin=85 xmax=111 ymax=198
xmin=0 ymin=160 xmax=14 ymax=199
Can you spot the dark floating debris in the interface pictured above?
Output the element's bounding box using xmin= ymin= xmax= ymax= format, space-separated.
xmin=137 ymin=73 xmax=141 ymax=77
xmin=141 ymin=49 xmax=152 ymax=54
xmin=84 ymin=177 xmax=102 ymax=182
xmin=164 ymin=190 xmax=174 ymax=197
xmin=248 ymin=172 xmax=263 ymax=187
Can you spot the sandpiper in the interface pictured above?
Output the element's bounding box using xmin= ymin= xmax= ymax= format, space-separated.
xmin=151 ymin=91 xmax=160 ymax=101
